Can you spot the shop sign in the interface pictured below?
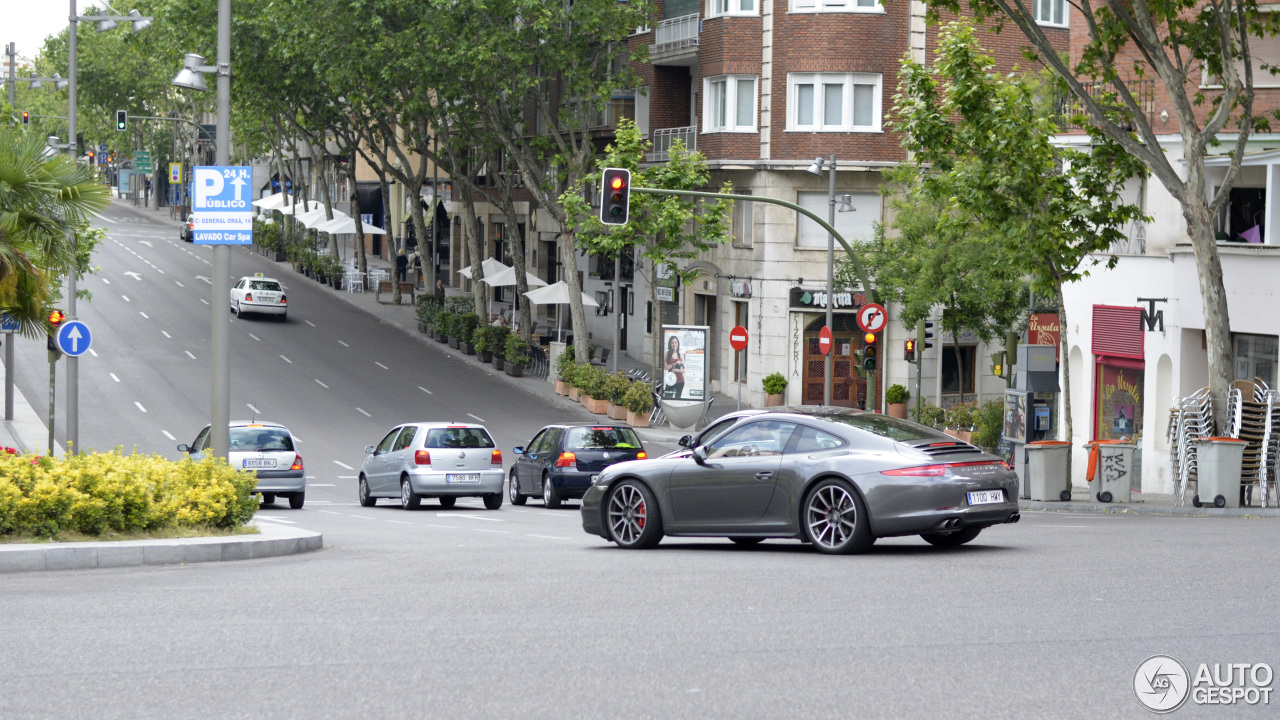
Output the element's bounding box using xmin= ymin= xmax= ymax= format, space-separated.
xmin=789 ymin=287 xmax=863 ymax=311
xmin=1029 ymin=313 xmax=1061 ymax=359
xmin=655 ymin=264 xmax=679 ymax=289
xmin=656 ymin=286 xmax=675 ymax=303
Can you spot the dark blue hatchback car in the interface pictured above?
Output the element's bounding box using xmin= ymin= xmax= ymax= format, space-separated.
xmin=509 ymin=424 xmax=647 ymax=507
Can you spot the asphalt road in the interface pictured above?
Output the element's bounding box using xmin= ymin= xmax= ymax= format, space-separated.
xmin=3 ymin=203 xmax=1278 ymax=719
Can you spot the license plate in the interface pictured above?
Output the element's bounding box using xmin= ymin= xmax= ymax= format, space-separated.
xmin=967 ymin=489 xmax=1004 ymax=505
xmin=447 ymin=473 xmax=481 ymax=484
xmin=243 ymin=459 xmax=276 ymax=469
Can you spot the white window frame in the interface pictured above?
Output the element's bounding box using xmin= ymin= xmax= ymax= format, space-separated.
xmin=703 ymin=75 xmax=758 ymax=133
xmin=708 ymin=0 xmax=759 ymax=18
xmin=1033 ymin=0 xmax=1067 ymax=27
xmin=786 ymin=73 xmax=882 ymax=132
xmin=790 ymin=0 xmax=884 ymax=14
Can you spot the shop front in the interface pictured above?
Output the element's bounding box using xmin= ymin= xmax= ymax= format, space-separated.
xmin=788 ymin=288 xmax=880 ymax=409
xmin=1091 ymin=305 xmax=1145 ymax=494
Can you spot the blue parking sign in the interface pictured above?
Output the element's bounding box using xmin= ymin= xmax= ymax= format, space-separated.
xmin=191 ymin=166 xmax=253 ymax=245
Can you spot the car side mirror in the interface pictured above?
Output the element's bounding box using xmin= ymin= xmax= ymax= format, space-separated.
xmin=513 ymin=446 xmax=524 ymax=455
xmin=677 ymin=435 xmax=693 ymax=448
xmin=177 ymin=444 xmax=190 ymax=453
xmin=364 ymin=445 xmax=376 ymax=455
xmin=692 ymin=446 xmax=708 ymax=465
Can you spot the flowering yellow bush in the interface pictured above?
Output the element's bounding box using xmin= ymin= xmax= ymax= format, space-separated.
xmin=0 ymin=450 xmax=258 ymax=538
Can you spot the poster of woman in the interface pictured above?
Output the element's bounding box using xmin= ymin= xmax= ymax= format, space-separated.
xmin=661 ymin=326 xmax=707 ymax=401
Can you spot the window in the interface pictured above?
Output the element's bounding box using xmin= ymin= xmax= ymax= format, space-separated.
xmin=941 ymin=345 xmax=977 ymax=395
xmin=732 ymin=190 xmax=753 ymax=248
xmin=423 ymin=427 xmax=496 ymax=449
xmin=796 ymin=191 xmax=881 ymax=248
xmin=706 ymin=421 xmax=798 ymax=458
xmin=704 ymin=75 xmax=757 ymax=132
xmin=694 ymin=417 xmax=739 ymax=448
xmin=1034 ymin=0 xmax=1065 ymax=26
xmin=566 ymin=427 xmax=643 ymax=450
xmin=787 ymin=73 xmax=881 ymax=131
xmin=1234 ymin=333 xmax=1278 ymax=387
xmin=393 ymin=426 xmax=418 ymax=451
xmin=792 ymin=0 xmax=882 ymax=13
xmin=709 ymin=0 xmax=757 ymax=17
xmin=375 ymin=428 xmax=401 ymax=455
xmin=789 ymin=425 xmax=847 ymax=453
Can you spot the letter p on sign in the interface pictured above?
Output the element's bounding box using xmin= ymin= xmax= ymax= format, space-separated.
xmin=194 ymin=168 xmax=224 ymax=208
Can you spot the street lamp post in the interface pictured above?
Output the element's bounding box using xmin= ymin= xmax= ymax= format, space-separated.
xmin=806 ymin=156 xmax=854 ymax=407
xmin=172 ymin=1 xmax=232 ymax=460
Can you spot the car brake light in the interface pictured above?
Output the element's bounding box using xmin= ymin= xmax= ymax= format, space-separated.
xmin=636 ymin=452 xmax=647 ymax=459
xmin=882 ymin=465 xmax=947 ymax=477
xmin=491 ymin=449 xmax=502 ymax=465
xmin=290 ymin=454 xmax=303 ymax=471
xmin=555 ymin=452 xmax=576 ymax=467
xmin=244 ymin=293 xmax=252 ymax=302
xmin=280 ymin=295 xmax=287 ymax=304
xmin=415 ymin=450 xmax=431 ymax=465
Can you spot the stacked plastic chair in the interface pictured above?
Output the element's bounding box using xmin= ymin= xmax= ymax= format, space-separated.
xmin=1252 ymin=380 xmax=1280 ymax=507
xmin=1225 ymin=380 xmax=1273 ymax=505
xmin=1167 ymin=387 xmax=1212 ymax=506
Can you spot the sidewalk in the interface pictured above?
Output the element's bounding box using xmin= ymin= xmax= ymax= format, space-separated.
xmin=1020 ymin=489 xmax=1280 ymax=518
xmin=1 ymin=360 xmax=64 ymax=456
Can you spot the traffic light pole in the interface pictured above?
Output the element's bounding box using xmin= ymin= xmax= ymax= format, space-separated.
xmin=48 ymin=351 xmax=58 ymax=453
xmin=65 ymin=0 xmax=80 ymax=454
xmin=209 ymin=0 xmax=233 ymax=461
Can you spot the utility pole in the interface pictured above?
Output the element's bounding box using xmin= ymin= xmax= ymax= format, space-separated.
xmin=66 ymin=0 xmax=81 ymax=453
xmin=824 ymin=154 xmax=836 ymax=407
xmin=6 ymin=42 xmax=15 ymax=106
xmin=209 ymin=0 xmax=233 ymax=460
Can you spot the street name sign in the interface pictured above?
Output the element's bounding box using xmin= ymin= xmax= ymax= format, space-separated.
xmin=818 ymin=326 xmax=833 ymax=356
xmin=192 ymin=166 xmax=253 ymax=245
xmin=56 ymin=320 xmax=92 ymax=357
xmin=729 ymin=326 xmax=748 ymax=352
xmin=857 ymin=303 xmax=887 ymax=334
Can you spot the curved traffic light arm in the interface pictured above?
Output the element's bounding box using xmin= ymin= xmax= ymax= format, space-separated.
xmin=630 ymin=187 xmax=876 ymax=305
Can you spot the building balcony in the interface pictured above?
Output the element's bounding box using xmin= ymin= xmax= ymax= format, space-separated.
xmin=646 ymin=126 xmax=697 ymax=162
xmin=1054 ymin=79 xmax=1155 ymax=132
xmin=648 ymin=13 xmax=699 ymax=67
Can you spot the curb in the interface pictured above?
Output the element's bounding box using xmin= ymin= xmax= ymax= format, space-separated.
xmin=0 ymin=520 xmax=322 ymax=574
xmin=1019 ymin=500 xmax=1279 ymax=518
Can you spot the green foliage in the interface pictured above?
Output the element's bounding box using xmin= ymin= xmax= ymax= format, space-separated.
xmin=415 ymin=296 xmax=442 ymax=327
xmin=945 ymin=402 xmax=979 ymax=430
xmin=255 ymin=220 xmax=283 ymax=252
xmin=762 ymin=372 xmax=788 ymax=395
xmin=886 ymin=384 xmax=910 ymax=404
xmin=913 ymin=403 xmax=947 ymax=430
xmin=489 ymin=326 xmax=511 ymax=359
xmin=471 ymin=324 xmax=493 ymax=354
xmin=623 ymin=381 xmax=655 ymax=415
xmin=0 ymin=450 xmax=258 ymax=538
xmin=457 ymin=313 xmax=480 ymax=345
xmin=556 ymin=345 xmax=577 ymax=381
xmin=971 ymin=400 xmax=1005 ymax=452
xmin=604 ymin=373 xmax=633 ymax=405
xmin=445 ymin=295 xmax=473 ymax=315
xmin=312 ymin=254 xmax=343 ymax=281
xmin=504 ymin=335 xmax=531 ymax=367
xmin=437 ymin=312 xmax=458 ymax=339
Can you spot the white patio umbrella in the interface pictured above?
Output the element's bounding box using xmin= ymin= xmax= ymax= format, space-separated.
xmin=480 ymin=265 xmax=549 ymax=289
xmin=523 ymin=281 xmax=598 ymax=341
xmin=297 ymin=208 xmax=347 ymax=229
xmin=457 ymin=257 xmax=510 ymax=281
xmin=315 ymin=216 xmax=385 ymax=235
xmin=252 ymin=193 xmax=290 ymax=210
xmin=276 ymin=200 xmax=325 ymax=216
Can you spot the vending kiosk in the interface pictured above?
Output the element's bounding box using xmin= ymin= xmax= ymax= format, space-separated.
xmin=1004 ymin=345 xmax=1060 ymax=497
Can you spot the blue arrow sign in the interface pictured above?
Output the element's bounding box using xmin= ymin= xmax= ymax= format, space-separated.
xmin=56 ymin=320 xmax=92 ymax=357
xmin=1 ymin=312 xmax=18 ymax=333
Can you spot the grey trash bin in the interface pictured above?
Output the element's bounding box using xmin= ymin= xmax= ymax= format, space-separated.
xmin=1193 ymin=438 xmax=1245 ymax=509
xmin=1088 ymin=441 xmax=1136 ymax=503
xmin=1025 ymin=441 xmax=1072 ymax=501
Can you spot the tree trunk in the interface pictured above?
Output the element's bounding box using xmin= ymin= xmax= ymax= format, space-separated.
xmin=562 ymin=229 xmax=589 ymax=365
xmin=408 ymin=182 xmax=431 ymax=302
xmin=495 ymin=188 xmax=531 ymax=342
xmin=1056 ymin=292 xmax=1073 ymax=483
xmin=1182 ymin=168 xmax=1234 ymax=433
xmin=950 ymin=318 xmax=966 ymax=408
xmin=382 ymin=175 xmax=400 ymax=305
xmin=346 ymin=163 xmax=367 ymax=281
xmin=315 ymin=143 xmax=339 ymax=257
xmin=457 ymin=187 xmax=487 ymax=318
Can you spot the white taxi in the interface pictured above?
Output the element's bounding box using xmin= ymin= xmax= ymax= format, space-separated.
xmin=230 ymin=274 xmax=287 ymax=320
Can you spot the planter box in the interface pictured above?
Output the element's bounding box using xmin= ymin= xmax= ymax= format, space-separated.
xmin=494 ymin=357 xmax=505 ymax=371
xmin=765 ymin=393 xmax=784 ymax=407
xmin=944 ymin=428 xmax=973 ymax=443
xmin=506 ymin=364 xmax=525 ymax=377
xmin=608 ymin=403 xmax=628 ymax=421
xmin=463 ymin=343 xmax=476 ymax=356
xmin=418 ymin=322 xmax=429 ymax=334
xmin=627 ymin=409 xmax=650 ymax=428
xmin=478 ymin=351 xmax=492 ymax=363
xmin=449 ymin=337 xmax=460 ymax=349
xmin=555 ymin=380 xmax=568 ymax=395
xmin=271 ymin=250 xmax=286 ymax=262
xmin=887 ymin=403 xmax=908 ymax=419
xmin=568 ymin=387 xmax=581 ymax=401
xmin=585 ymin=397 xmax=609 ymax=414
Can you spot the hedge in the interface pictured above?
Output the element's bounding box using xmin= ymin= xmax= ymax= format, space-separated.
xmin=0 ymin=451 xmax=259 ymax=538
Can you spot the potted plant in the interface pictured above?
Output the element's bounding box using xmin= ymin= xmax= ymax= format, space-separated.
xmin=416 ymin=297 xmax=441 ymax=335
xmin=490 ymin=326 xmax=510 ymax=370
xmin=913 ymin=402 xmax=947 ymax=430
xmin=504 ymin=335 xmax=530 ymax=377
xmin=624 ymin=381 xmax=653 ymax=427
xmin=438 ymin=312 xmax=458 ymax=347
xmin=578 ymin=367 xmax=608 ymax=414
xmin=605 ymin=372 xmax=632 ymax=420
xmin=458 ymin=313 xmax=479 ymax=354
xmin=944 ymin=401 xmax=978 ymax=443
xmin=886 ymin=384 xmax=910 ymax=419
xmin=762 ymin=372 xmax=787 ymax=407
xmin=554 ymin=346 xmax=576 ymax=395
xmin=472 ymin=325 xmax=493 ymax=363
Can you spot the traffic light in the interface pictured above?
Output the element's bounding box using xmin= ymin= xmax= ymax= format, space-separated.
xmin=47 ymin=309 xmax=66 ymax=353
xmin=599 ymin=167 xmax=630 ymax=226
xmin=116 ymin=110 xmax=127 ymax=131
xmin=917 ymin=319 xmax=935 ymax=351
xmin=990 ymin=350 xmax=1006 ymax=378
xmin=109 ymin=151 xmax=115 ymax=163
xmin=87 ymin=150 xmax=95 ymax=164
xmin=904 ymin=338 xmax=916 ymax=364
xmin=22 ymin=111 xmax=30 ymax=125
xmin=862 ymin=332 xmax=878 ymax=371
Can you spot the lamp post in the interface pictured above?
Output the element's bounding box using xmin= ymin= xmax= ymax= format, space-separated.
xmin=806 ymin=156 xmax=855 ymax=407
xmin=171 ymin=1 xmax=232 ymax=460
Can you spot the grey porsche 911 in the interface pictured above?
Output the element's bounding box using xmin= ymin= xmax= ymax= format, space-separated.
xmin=579 ymin=406 xmax=1020 ymax=554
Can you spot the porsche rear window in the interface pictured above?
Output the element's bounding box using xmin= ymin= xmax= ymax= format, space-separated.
xmin=817 ymin=413 xmax=950 ymax=442
xmin=423 ymin=427 xmax=495 ymax=448
xmin=566 ymin=427 xmax=642 ymax=450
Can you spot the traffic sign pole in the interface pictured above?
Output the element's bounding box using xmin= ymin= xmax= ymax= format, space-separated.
xmin=729 ymin=326 xmax=749 ymax=411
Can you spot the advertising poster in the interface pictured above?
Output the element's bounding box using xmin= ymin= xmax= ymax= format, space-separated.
xmin=1003 ymin=390 xmax=1027 ymax=444
xmin=661 ymin=325 xmax=707 ymax=401
xmin=1096 ymin=364 xmax=1144 ymax=441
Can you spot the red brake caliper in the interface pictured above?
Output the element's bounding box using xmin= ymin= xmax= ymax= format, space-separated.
xmin=636 ymin=500 xmax=645 ymax=528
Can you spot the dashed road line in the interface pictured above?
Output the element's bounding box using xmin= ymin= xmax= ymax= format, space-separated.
xmin=319 ymin=510 xmax=341 ymax=516
xmin=121 ymin=295 xmax=130 ymax=302
xmin=348 ymin=515 xmax=375 ymax=520
xmin=419 ymin=386 xmax=433 ymax=395
xmin=472 ymin=528 xmax=511 ymax=534
xmin=467 ymin=413 xmax=486 ymax=423
xmin=356 ymin=408 xmax=371 ymax=417
xmin=310 ymin=483 xmax=336 ymax=487
xmin=162 ymin=331 xmax=171 ymax=338
xmin=87 ymin=349 xmax=97 ymax=357
xmin=280 ymin=355 xmax=292 ymax=363
xmin=139 ymin=312 xmax=149 ymax=319
xmin=109 ymin=373 xmax=120 ymax=382
xmin=528 ymin=534 xmax=573 ymax=540
xmin=333 ymin=460 xmax=354 ymax=470
xmin=175 ymin=281 xmax=184 ymax=287
xmin=162 ymin=430 xmax=176 ymax=441
xmin=338 ymin=340 xmax=349 ymax=347
xmin=135 ymin=402 xmax=147 ymax=413
xmin=199 ymin=298 xmax=209 ymax=305
xmin=185 ymin=351 xmax=197 ymax=360
xmin=248 ymin=333 xmax=260 ymax=341
xmin=305 ymin=320 xmax=316 ymax=327
xmin=102 ymin=278 xmax=110 ymax=284
xmin=374 ymin=362 xmax=388 ymax=370
xmin=246 ymin=403 xmax=261 ymax=415
xmin=440 ymin=513 xmax=504 ymax=522
xmin=315 ymin=379 xmax=329 ymax=389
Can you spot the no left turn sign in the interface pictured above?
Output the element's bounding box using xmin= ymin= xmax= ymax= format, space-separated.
xmin=857 ymin=303 xmax=887 ymax=334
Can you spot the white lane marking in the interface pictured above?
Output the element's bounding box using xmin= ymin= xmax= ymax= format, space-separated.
xmin=374 ymin=362 xmax=388 ymax=370
xmin=88 ymin=348 xmax=97 ymax=357
xmin=256 ymin=515 xmax=297 ymax=524
xmin=310 ymin=484 xmax=335 ymax=487
xmin=356 ymin=408 xmax=371 ymax=417
xmin=1035 ymin=525 xmax=1091 ymax=528
xmin=319 ymin=510 xmax=341 ymax=516
xmin=199 ymin=298 xmax=209 ymax=305
xmin=294 ymin=437 xmax=302 ymax=443
xmin=246 ymin=403 xmax=261 ymax=415
xmin=426 ymin=524 xmax=457 ymax=530
xmin=175 ymin=281 xmax=184 ymax=287
xmin=195 ymin=275 xmax=212 ymax=284
xmin=306 ymin=475 xmax=316 ymax=479
xmin=348 ymin=515 xmax=376 ymax=520
xmin=139 ymin=311 xmax=149 ymax=319
xmin=338 ymin=340 xmax=349 ymax=347
xmin=162 ymin=430 xmax=176 ymax=441
xmin=248 ymin=333 xmax=260 ymax=341
xmin=418 ymin=386 xmax=433 ymax=395
xmin=135 ymin=402 xmax=147 ymax=413
xmin=138 ymin=241 xmax=153 ymax=247
xmin=528 ymin=534 xmax=572 ymax=540
xmin=440 ymin=513 xmax=504 ymax=522
xmin=315 ymin=379 xmax=329 ymax=389
xmin=89 ymin=210 xmax=117 ymax=223
xmin=387 ymin=520 xmax=411 ymax=525
xmin=109 ymin=373 xmax=120 ymax=382
xmin=337 ymin=475 xmax=356 ymax=479
xmin=472 ymin=528 xmax=511 ymax=534
xmin=280 ymin=355 xmax=292 ymax=363
xmin=121 ymin=295 xmax=130 ymax=302
xmin=333 ymin=460 xmax=354 ymax=470
xmin=102 ymin=278 xmax=110 ymax=285
xmin=467 ymin=413 xmax=485 ymax=423
xmin=156 ymin=268 xmax=165 ymax=274
xmin=185 ymin=351 xmax=197 ymax=360
xmin=162 ymin=331 xmax=171 ymax=338
xmin=123 ymin=271 xmax=142 ymax=281
xmin=305 ymin=320 xmax=316 ymax=327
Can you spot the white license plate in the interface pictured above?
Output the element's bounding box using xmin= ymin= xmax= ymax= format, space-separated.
xmin=243 ymin=459 xmax=277 ymax=469
xmin=447 ymin=473 xmax=481 ymax=484
xmin=967 ymin=489 xmax=1005 ymax=505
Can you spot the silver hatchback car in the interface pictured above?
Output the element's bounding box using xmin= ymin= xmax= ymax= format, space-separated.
xmin=179 ymin=421 xmax=306 ymax=508
xmin=359 ymin=422 xmax=504 ymax=510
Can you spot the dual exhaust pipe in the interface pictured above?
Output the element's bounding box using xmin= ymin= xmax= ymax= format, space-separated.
xmin=935 ymin=512 xmax=1019 ymax=532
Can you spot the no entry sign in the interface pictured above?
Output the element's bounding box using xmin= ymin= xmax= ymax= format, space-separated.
xmin=729 ymin=326 xmax=749 ymax=352
xmin=818 ymin=326 xmax=833 ymax=356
